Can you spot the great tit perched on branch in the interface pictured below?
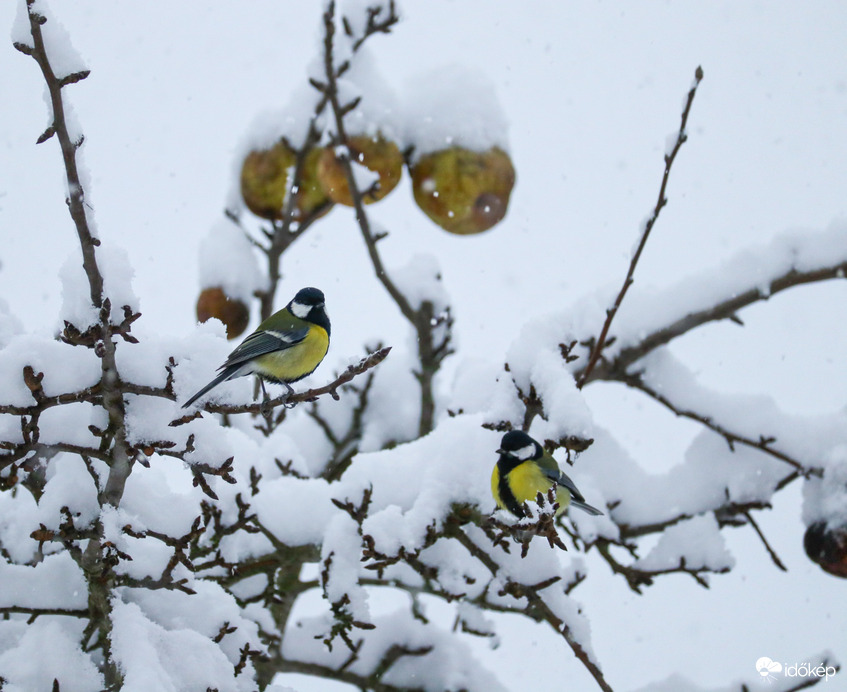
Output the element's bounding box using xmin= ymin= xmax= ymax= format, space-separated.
xmin=492 ymin=430 xmax=603 ymax=518
xmin=182 ymin=286 xmax=330 ymax=409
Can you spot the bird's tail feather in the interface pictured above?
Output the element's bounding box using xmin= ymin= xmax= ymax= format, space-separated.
xmin=570 ymin=498 xmax=604 ymax=516
xmin=182 ymin=370 xmax=231 ymax=409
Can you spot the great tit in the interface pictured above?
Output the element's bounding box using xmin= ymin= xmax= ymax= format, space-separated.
xmin=182 ymin=286 xmax=330 ymax=408
xmin=491 ymin=430 xmax=603 ymax=518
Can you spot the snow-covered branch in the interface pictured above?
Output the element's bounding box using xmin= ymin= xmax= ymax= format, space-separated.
xmin=624 ymin=367 xmax=810 ymax=473
xmin=580 ymin=230 xmax=847 ymax=384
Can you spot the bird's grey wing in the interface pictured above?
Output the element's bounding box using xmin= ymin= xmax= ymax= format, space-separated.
xmin=540 ymin=466 xmax=587 ymax=503
xmin=542 ymin=466 xmax=603 ymax=515
xmin=220 ymin=326 xmax=309 ymax=368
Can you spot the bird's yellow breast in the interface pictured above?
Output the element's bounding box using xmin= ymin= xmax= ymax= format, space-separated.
xmin=492 ymin=461 xmax=570 ymax=515
xmin=254 ymin=325 xmax=329 ymax=383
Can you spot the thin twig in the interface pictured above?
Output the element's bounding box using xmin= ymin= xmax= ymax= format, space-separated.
xmin=616 ymin=495 xmax=787 ymax=540
xmin=349 ymin=1 xmax=399 ymax=52
xmin=595 ymin=538 xmax=724 ymax=593
xmin=744 ymin=511 xmax=788 ymax=571
xmin=313 ymin=364 xmax=379 ymax=481
xmin=0 ymin=382 xmax=102 ymax=416
xmin=578 ymin=66 xmax=704 ymax=388
xmin=0 ymin=606 xmax=89 ymax=620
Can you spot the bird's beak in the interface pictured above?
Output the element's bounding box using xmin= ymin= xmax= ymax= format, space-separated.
xmin=496 ymin=448 xmax=505 ymax=455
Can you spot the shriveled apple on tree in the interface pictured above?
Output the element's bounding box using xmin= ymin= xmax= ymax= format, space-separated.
xmin=196 ymin=286 xmax=250 ymax=340
xmin=240 ymin=141 xmax=331 ymax=221
xmin=411 ymin=146 xmax=515 ymax=235
xmin=317 ymin=134 xmax=403 ymax=206
xmin=805 ymin=521 xmax=847 ymax=578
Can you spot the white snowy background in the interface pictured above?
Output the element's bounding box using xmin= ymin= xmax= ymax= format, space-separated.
xmin=2 ymin=1 xmax=846 ymax=691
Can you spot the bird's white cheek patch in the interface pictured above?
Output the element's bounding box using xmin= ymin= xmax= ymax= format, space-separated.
xmin=515 ymin=444 xmax=536 ymax=461
xmin=290 ymin=301 xmax=311 ymax=318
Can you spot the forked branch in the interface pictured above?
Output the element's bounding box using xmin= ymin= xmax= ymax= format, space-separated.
xmin=318 ymin=1 xmax=448 ymax=436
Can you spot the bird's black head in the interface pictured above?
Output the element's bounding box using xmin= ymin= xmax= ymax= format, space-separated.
xmin=498 ymin=430 xmax=542 ymax=461
xmin=289 ymin=287 xmax=330 ymax=334
xmin=292 ymin=287 xmax=325 ymax=307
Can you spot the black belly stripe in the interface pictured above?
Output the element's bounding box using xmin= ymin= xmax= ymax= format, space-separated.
xmin=497 ymin=458 xmax=526 ymax=517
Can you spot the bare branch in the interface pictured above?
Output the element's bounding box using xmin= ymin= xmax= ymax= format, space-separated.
xmin=314 ymin=365 xmax=379 ymax=481
xmin=578 ymin=66 xmax=704 ymax=388
xmin=349 ymin=1 xmax=400 ymax=52
xmin=21 ymin=1 xmax=101 ymax=308
xmin=743 ymin=510 xmax=788 ymax=571
xmin=320 ymin=6 xmax=416 ymax=322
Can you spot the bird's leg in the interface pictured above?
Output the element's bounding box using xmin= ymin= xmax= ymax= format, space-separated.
xmin=282 ymin=382 xmax=296 ymax=409
xmin=259 ymin=379 xmax=272 ymax=418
